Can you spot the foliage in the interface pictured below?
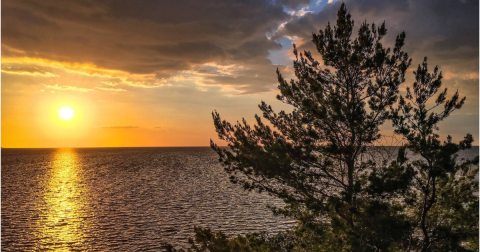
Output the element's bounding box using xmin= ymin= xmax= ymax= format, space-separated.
xmin=391 ymin=58 xmax=479 ymax=251
xmin=172 ymin=3 xmax=477 ymax=252
xmin=163 ymin=227 xmax=291 ymax=252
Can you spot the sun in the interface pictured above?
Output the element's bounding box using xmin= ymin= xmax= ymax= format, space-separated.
xmin=58 ymin=107 xmax=74 ymax=120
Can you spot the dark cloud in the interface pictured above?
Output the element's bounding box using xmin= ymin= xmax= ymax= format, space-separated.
xmin=2 ymin=0 xmax=477 ymax=93
xmin=274 ymin=0 xmax=478 ymax=75
xmin=2 ymin=0 xmax=310 ymax=92
xmin=276 ymin=0 xmax=311 ymax=9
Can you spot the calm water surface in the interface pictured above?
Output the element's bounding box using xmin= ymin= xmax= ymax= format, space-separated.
xmin=2 ymin=147 xmax=294 ymax=251
xmin=2 ymin=147 xmax=477 ymax=251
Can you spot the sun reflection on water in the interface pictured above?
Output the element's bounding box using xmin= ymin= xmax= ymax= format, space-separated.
xmin=35 ymin=149 xmax=93 ymax=251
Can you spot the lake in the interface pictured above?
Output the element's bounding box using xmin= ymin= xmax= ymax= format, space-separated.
xmin=1 ymin=147 xmax=294 ymax=251
xmin=2 ymin=147 xmax=477 ymax=251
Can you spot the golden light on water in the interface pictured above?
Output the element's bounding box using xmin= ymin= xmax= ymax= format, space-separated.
xmin=36 ymin=149 xmax=92 ymax=250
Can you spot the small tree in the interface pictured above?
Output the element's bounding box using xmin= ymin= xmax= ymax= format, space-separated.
xmin=170 ymin=3 xmax=479 ymax=251
xmin=391 ymin=58 xmax=479 ymax=251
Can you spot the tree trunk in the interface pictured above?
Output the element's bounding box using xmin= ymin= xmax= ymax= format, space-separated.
xmin=346 ymin=159 xmax=354 ymax=203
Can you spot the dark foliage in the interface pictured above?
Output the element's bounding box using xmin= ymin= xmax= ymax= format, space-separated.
xmin=171 ymin=3 xmax=478 ymax=252
xmin=391 ymin=58 xmax=478 ymax=251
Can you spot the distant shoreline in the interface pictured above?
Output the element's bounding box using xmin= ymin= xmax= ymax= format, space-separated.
xmin=2 ymin=146 xmax=479 ymax=149
xmin=1 ymin=146 xmax=216 ymax=149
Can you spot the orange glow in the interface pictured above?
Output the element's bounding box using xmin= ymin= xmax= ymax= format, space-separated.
xmin=1 ymin=56 xmax=159 ymax=87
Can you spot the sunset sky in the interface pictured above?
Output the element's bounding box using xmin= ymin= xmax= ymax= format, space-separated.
xmin=2 ymin=0 xmax=478 ymax=148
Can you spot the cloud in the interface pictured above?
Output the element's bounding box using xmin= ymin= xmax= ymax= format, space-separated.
xmin=2 ymin=0 xmax=477 ymax=95
xmin=42 ymin=83 xmax=127 ymax=93
xmin=271 ymin=0 xmax=478 ymax=101
xmin=288 ymin=8 xmax=314 ymax=17
xmin=2 ymin=56 xmax=162 ymax=87
xmin=101 ymin=126 xmax=139 ymax=129
xmin=278 ymin=0 xmax=310 ymax=9
xmin=101 ymin=81 xmax=118 ymax=86
xmin=95 ymin=87 xmax=127 ymax=92
xmin=273 ymin=0 xmax=478 ymax=73
xmin=1 ymin=66 xmax=58 ymax=77
xmin=44 ymin=84 xmax=94 ymax=92
xmin=2 ymin=0 xmax=312 ymax=93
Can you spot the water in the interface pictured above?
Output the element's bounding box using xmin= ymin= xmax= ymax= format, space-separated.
xmin=2 ymin=147 xmax=477 ymax=251
xmin=1 ymin=147 xmax=294 ymax=251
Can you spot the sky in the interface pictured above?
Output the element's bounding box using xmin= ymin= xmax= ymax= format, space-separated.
xmin=1 ymin=0 xmax=478 ymax=148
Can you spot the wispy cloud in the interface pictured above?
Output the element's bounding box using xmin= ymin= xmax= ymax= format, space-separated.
xmin=1 ymin=66 xmax=58 ymax=77
xmin=95 ymin=87 xmax=127 ymax=92
xmin=288 ymin=8 xmax=314 ymax=17
xmin=101 ymin=81 xmax=119 ymax=86
xmin=44 ymin=84 xmax=94 ymax=92
xmin=2 ymin=56 xmax=163 ymax=88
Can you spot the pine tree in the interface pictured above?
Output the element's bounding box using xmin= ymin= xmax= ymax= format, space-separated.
xmin=210 ymin=3 xmax=415 ymax=250
xmin=391 ymin=58 xmax=479 ymax=251
xmin=167 ymin=4 xmax=479 ymax=251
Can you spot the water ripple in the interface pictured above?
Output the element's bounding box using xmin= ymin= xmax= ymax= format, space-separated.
xmin=2 ymin=147 xmax=294 ymax=251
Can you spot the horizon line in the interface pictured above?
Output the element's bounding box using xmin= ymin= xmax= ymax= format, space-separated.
xmin=1 ymin=146 xmax=215 ymax=149
xmin=2 ymin=145 xmax=479 ymax=149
